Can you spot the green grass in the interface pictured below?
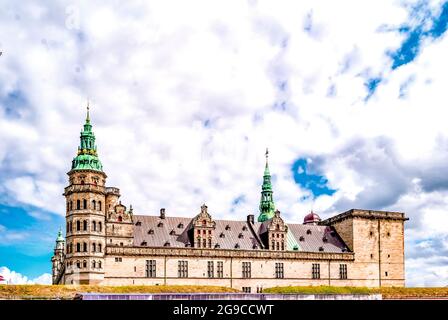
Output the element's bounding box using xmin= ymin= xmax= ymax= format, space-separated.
xmin=0 ymin=285 xmax=238 ymax=300
xmin=2 ymin=284 xmax=448 ymax=299
xmin=264 ymin=286 xmax=448 ymax=298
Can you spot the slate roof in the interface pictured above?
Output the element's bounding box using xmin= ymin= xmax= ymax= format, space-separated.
xmin=132 ymin=214 xmax=349 ymax=253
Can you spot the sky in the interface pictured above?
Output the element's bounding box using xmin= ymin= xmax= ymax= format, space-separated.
xmin=1 ymin=0 xmax=448 ymax=286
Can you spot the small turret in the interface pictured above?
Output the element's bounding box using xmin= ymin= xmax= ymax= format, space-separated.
xmin=51 ymin=227 xmax=65 ymax=284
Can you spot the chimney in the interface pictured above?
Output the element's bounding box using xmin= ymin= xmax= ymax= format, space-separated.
xmin=160 ymin=208 xmax=166 ymax=219
xmin=247 ymin=214 xmax=254 ymax=224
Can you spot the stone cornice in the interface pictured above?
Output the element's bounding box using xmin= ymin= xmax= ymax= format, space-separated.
xmin=106 ymin=246 xmax=354 ymax=261
xmin=320 ymin=209 xmax=408 ymax=225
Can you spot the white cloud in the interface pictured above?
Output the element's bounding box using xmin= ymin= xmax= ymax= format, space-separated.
xmin=0 ymin=266 xmax=51 ymax=285
xmin=0 ymin=0 xmax=448 ymax=286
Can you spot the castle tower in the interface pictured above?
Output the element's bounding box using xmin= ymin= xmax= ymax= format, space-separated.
xmin=258 ymin=148 xmax=276 ymax=222
xmin=51 ymin=228 xmax=65 ymax=284
xmin=63 ymin=105 xmax=107 ymax=284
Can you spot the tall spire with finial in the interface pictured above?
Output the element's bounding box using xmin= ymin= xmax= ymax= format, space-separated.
xmin=71 ymin=101 xmax=103 ymax=172
xmin=258 ymin=148 xmax=276 ymax=222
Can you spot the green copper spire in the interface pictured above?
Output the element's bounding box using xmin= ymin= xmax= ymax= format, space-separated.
xmin=56 ymin=227 xmax=64 ymax=243
xmin=258 ymin=148 xmax=276 ymax=222
xmin=71 ymin=103 xmax=104 ymax=172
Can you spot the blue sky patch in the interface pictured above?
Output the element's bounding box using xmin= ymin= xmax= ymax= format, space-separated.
xmin=291 ymin=158 xmax=336 ymax=199
xmin=364 ymin=77 xmax=382 ymax=101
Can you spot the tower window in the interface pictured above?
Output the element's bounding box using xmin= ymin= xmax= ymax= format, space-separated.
xmin=92 ymin=243 xmax=96 ymax=252
xmin=83 ymin=199 xmax=87 ymax=209
xmin=98 ymin=201 xmax=102 ymax=211
xmin=98 ymin=244 xmax=102 ymax=252
xmin=275 ymin=263 xmax=284 ymax=279
xmin=92 ymin=200 xmax=96 ymax=210
xmin=77 ymin=200 xmax=80 ymax=210
xmin=92 ymin=221 xmax=96 ymax=231
xmin=118 ymin=216 xmax=122 ymax=222
xmin=70 ymin=201 xmax=73 ymax=211
xmin=83 ymin=220 xmax=87 ymax=231
xmin=242 ymin=262 xmax=251 ymax=278
xmin=76 ymin=243 xmax=80 ymax=253
xmin=76 ymin=220 xmax=81 ymax=231
xmin=312 ymin=263 xmax=320 ymax=279
xmin=98 ymin=261 xmax=102 ymax=269
xmin=98 ymin=222 xmax=102 ymax=232
xmin=83 ymin=242 xmax=87 ymax=252
xmin=76 ymin=261 xmax=80 ymax=268
xmin=83 ymin=260 xmax=87 ymax=268
xmin=339 ymin=264 xmax=348 ymax=279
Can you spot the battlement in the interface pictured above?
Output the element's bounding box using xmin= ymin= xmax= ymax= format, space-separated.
xmin=320 ymin=209 xmax=408 ymax=226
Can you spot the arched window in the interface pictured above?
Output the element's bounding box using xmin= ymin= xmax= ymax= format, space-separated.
xmin=98 ymin=261 xmax=102 ymax=269
xmin=118 ymin=216 xmax=122 ymax=222
xmin=92 ymin=200 xmax=96 ymax=210
xmin=276 ymin=224 xmax=280 ymax=230
xmin=69 ymin=221 xmax=72 ymax=232
xmin=83 ymin=220 xmax=87 ymax=231
xmin=203 ymin=239 xmax=206 ymax=248
xmin=271 ymin=241 xmax=275 ymax=250
xmin=83 ymin=260 xmax=87 ymax=268
xmin=77 ymin=200 xmax=80 ymax=210
xmin=70 ymin=201 xmax=73 ymax=211
xmin=76 ymin=243 xmax=80 ymax=252
xmin=197 ymin=239 xmax=201 ymax=248
xmin=98 ymin=222 xmax=102 ymax=232
xmin=276 ymin=242 xmax=280 ymax=251
xmin=281 ymin=242 xmax=284 ymax=250
xmin=76 ymin=260 xmax=80 ymax=268
xmin=66 ymin=222 xmax=69 ymax=233
xmin=98 ymin=201 xmax=102 ymax=211
xmin=92 ymin=243 xmax=96 ymax=252
xmin=83 ymin=199 xmax=87 ymax=209
xmin=98 ymin=243 xmax=102 ymax=252
xmin=208 ymin=239 xmax=212 ymax=248
xmin=92 ymin=221 xmax=96 ymax=231
xmin=83 ymin=242 xmax=87 ymax=252
xmin=202 ymin=220 xmax=207 ymax=226
xmin=70 ymin=243 xmax=73 ymax=253
xmin=66 ymin=201 xmax=69 ymax=212
xmin=76 ymin=220 xmax=80 ymax=231
xmin=92 ymin=261 xmax=96 ymax=268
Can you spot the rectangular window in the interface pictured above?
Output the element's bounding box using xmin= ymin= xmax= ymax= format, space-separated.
xmin=242 ymin=262 xmax=251 ymax=278
xmin=146 ymin=260 xmax=156 ymax=278
xmin=339 ymin=264 xmax=347 ymax=279
xmin=312 ymin=263 xmax=320 ymax=279
xmin=115 ymin=257 xmax=122 ymax=262
xmin=275 ymin=262 xmax=284 ymax=279
xmin=242 ymin=287 xmax=251 ymax=293
xmin=217 ymin=261 xmax=224 ymax=278
xmin=207 ymin=261 xmax=214 ymax=278
xmin=178 ymin=260 xmax=188 ymax=278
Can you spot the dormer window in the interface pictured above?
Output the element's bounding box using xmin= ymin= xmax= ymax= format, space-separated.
xmin=323 ymin=237 xmax=328 ymax=242
xmin=178 ymin=223 xmax=184 ymax=229
xmin=252 ymin=244 xmax=258 ymax=249
xmin=238 ymin=233 xmax=244 ymax=239
xmin=214 ymin=244 xmax=220 ymax=249
xmin=319 ymin=246 xmax=324 ymax=252
xmin=185 ymin=242 xmax=191 ymax=247
xmin=306 ymin=229 xmax=312 ymax=235
xmin=234 ymin=243 xmax=240 ymax=249
xmin=220 ymin=232 xmax=225 ymax=238
xmin=148 ymin=229 xmax=154 ymax=235
xmin=225 ymin=225 xmax=231 ymax=231
xmin=169 ymin=229 xmax=175 ymax=235
xmin=242 ymin=226 xmax=247 ymax=231
xmin=135 ymin=221 xmax=142 ymax=226
xmin=141 ymin=241 xmax=147 ymax=246
xmin=299 ymin=236 xmax=305 ymax=241
xmin=157 ymin=222 xmax=163 ymax=227
xmin=164 ymin=241 xmax=170 ymax=247
xmin=330 ymin=231 xmax=336 ymax=237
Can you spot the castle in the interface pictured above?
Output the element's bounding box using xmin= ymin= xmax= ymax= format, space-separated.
xmin=51 ymin=108 xmax=408 ymax=290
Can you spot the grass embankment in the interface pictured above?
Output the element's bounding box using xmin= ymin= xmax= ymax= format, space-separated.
xmin=0 ymin=285 xmax=238 ymax=300
xmin=264 ymin=286 xmax=448 ymax=299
